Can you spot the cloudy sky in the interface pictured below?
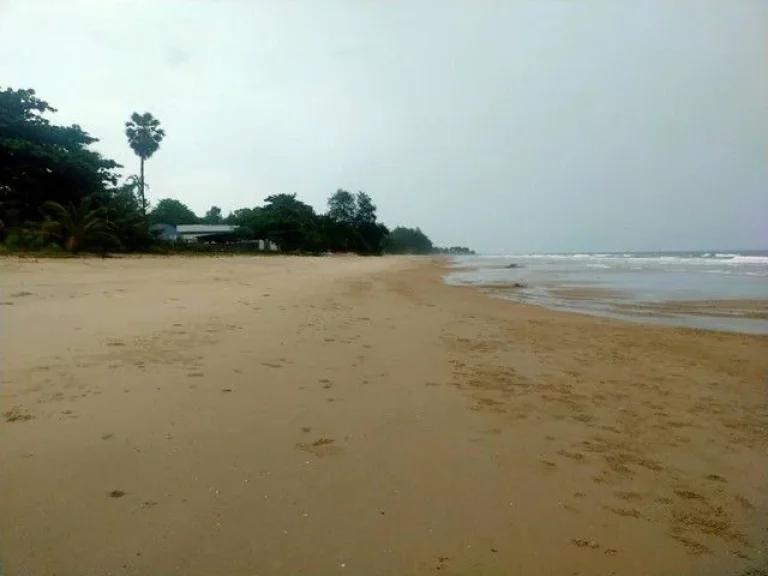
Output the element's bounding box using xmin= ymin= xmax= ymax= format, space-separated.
xmin=1 ymin=0 xmax=766 ymax=252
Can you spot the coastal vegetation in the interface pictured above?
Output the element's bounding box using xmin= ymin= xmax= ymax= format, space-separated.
xmin=0 ymin=86 xmax=472 ymax=256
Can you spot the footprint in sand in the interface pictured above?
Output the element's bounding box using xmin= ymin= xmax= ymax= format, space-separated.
xmin=557 ymin=448 xmax=587 ymax=462
xmin=672 ymin=535 xmax=711 ymax=556
xmin=10 ymin=291 xmax=33 ymax=298
xmin=3 ymin=407 xmax=34 ymax=423
xmin=674 ymin=489 xmax=705 ymax=501
xmin=571 ymin=538 xmax=600 ymax=549
xmin=296 ymin=436 xmax=343 ymax=458
xmin=614 ymin=490 xmax=643 ymax=502
xmin=734 ymin=494 xmax=754 ymax=510
xmin=605 ymin=505 xmax=642 ymax=519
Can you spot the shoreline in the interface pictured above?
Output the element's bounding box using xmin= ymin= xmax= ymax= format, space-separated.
xmin=445 ymin=251 xmax=768 ymax=335
xmin=448 ymin=278 xmax=768 ymax=335
xmin=1 ymin=256 xmax=766 ymax=575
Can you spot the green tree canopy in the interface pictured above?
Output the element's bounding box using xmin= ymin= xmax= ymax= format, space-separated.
xmin=322 ymin=189 xmax=388 ymax=254
xmin=354 ymin=192 xmax=377 ymax=226
xmin=202 ymin=205 xmax=224 ymax=225
xmin=150 ymin=198 xmax=199 ymax=226
xmin=224 ymin=207 xmax=257 ymax=226
xmin=385 ymin=226 xmax=434 ymax=254
xmin=327 ymin=189 xmax=357 ymax=225
xmin=261 ymin=194 xmax=318 ymax=252
xmin=1 ymin=87 xmax=121 ymax=227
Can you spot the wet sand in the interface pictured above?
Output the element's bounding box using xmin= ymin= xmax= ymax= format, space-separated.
xmin=613 ymin=299 xmax=768 ymax=321
xmin=1 ymin=256 xmax=766 ymax=575
xmin=480 ymin=281 xmax=768 ymax=334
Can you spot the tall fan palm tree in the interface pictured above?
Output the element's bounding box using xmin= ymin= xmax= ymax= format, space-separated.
xmin=125 ymin=112 xmax=165 ymax=215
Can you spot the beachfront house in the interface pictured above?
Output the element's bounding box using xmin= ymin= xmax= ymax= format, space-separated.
xmin=155 ymin=223 xmax=279 ymax=250
xmin=176 ymin=224 xmax=239 ymax=243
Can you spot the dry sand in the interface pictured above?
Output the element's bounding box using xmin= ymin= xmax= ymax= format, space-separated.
xmin=1 ymin=256 xmax=766 ymax=576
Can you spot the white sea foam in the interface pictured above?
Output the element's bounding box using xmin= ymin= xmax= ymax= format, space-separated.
xmin=729 ymin=256 xmax=768 ymax=264
xmin=498 ymin=252 xmax=766 ymax=267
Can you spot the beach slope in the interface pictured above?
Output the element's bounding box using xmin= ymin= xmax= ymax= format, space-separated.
xmin=1 ymin=256 xmax=766 ymax=575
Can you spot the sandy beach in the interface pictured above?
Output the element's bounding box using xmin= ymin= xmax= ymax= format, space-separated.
xmin=1 ymin=256 xmax=766 ymax=576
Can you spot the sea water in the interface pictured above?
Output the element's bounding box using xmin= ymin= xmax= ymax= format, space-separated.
xmin=446 ymin=251 xmax=768 ymax=334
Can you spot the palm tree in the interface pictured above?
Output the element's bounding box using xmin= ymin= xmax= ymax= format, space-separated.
xmin=125 ymin=174 xmax=143 ymax=191
xmin=123 ymin=174 xmax=149 ymax=204
xmin=125 ymin=112 xmax=165 ymax=215
xmin=42 ymin=197 xmax=118 ymax=253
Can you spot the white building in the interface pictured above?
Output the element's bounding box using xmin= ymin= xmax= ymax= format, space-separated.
xmin=173 ymin=224 xmax=278 ymax=250
xmin=175 ymin=224 xmax=238 ymax=243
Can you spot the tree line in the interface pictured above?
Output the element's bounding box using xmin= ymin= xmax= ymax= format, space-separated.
xmin=0 ymin=86 xmax=472 ymax=255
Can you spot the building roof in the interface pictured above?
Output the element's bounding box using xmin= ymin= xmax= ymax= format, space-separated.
xmin=176 ymin=225 xmax=238 ymax=234
xmin=150 ymin=223 xmax=179 ymax=239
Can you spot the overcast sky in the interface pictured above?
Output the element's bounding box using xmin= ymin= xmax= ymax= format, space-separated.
xmin=1 ymin=0 xmax=766 ymax=252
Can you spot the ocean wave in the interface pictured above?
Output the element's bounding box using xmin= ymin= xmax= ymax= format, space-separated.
xmin=509 ymin=253 xmax=766 ymax=265
xmin=702 ymin=269 xmax=768 ymax=276
xmin=483 ymin=252 xmax=768 ymax=269
xmin=728 ymin=256 xmax=768 ymax=264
